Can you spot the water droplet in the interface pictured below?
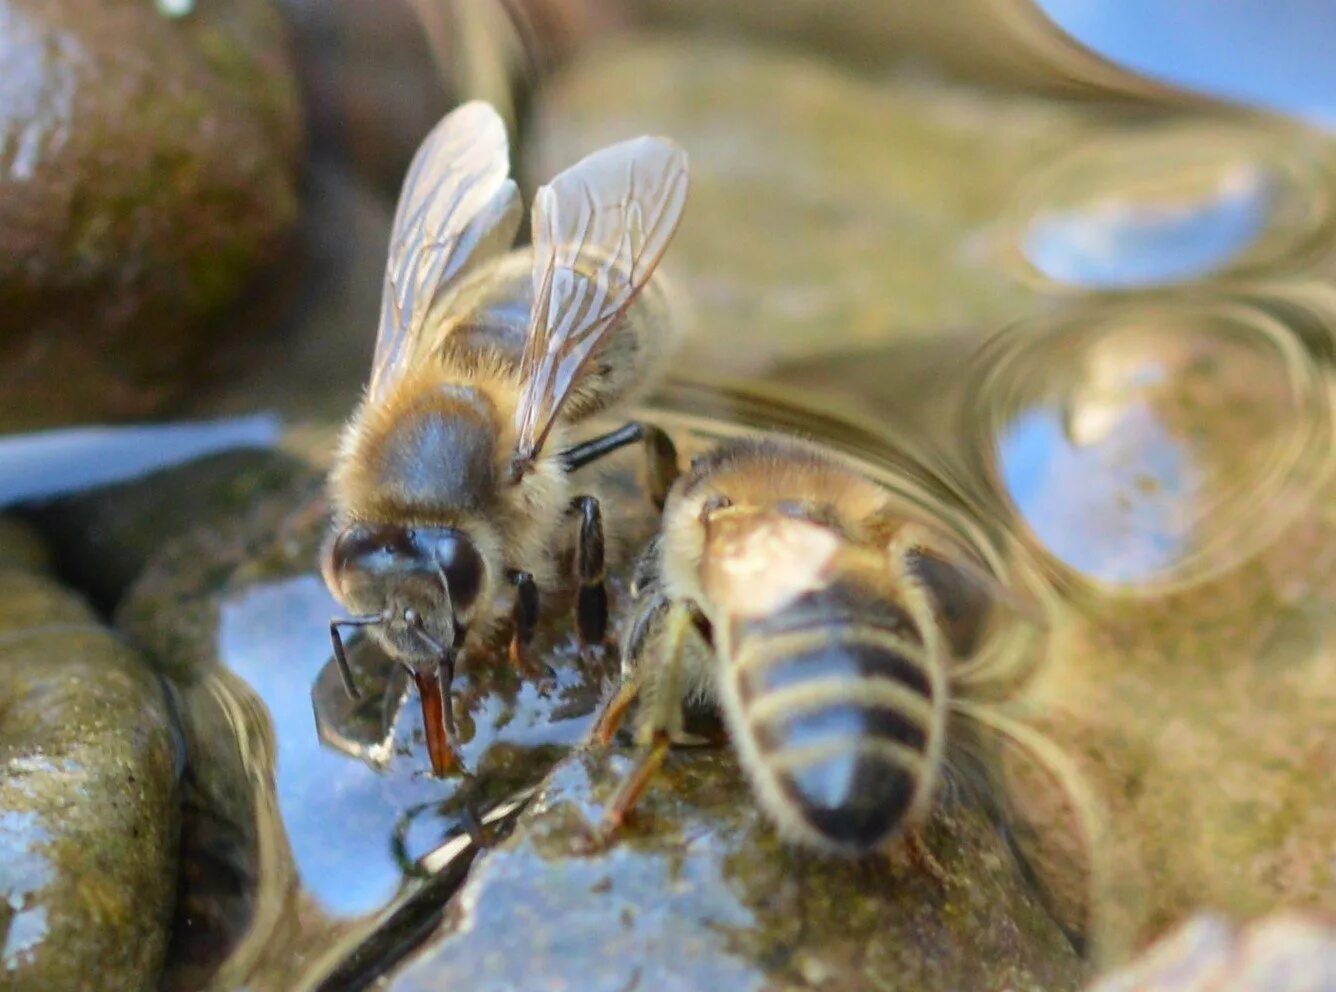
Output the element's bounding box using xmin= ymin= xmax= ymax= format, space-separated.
xmin=969 ymin=296 xmax=1334 ymax=592
xmin=1003 ymin=125 xmax=1335 ymax=290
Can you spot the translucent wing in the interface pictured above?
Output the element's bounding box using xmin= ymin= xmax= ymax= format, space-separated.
xmin=369 ymin=101 xmax=522 ymax=401
xmin=512 ymin=137 xmax=689 ymax=467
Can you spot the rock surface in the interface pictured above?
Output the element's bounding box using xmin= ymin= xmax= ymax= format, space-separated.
xmin=0 ymin=0 xmax=302 ymax=428
xmin=387 ymin=749 xmax=1087 ymax=992
xmin=28 ymin=447 xmax=312 ymax=611
xmin=0 ymin=517 xmax=180 ymax=991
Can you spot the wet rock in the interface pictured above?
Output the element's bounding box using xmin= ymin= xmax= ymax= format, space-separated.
xmin=27 ymin=447 xmax=311 ymax=611
xmin=1086 ymin=912 xmax=1336 ymax=992
xmin=0 ymin=517 xmax=180 ymax=990
xmin=0 ymin=516 xmax=50 ymax=572
xmin=526 ymin=36 xmax=1097 ymax=384
xmin=387 ymin=749 xmax=1087 ymax=992
xmin=0 ymin=0 xmax=303 ymax=428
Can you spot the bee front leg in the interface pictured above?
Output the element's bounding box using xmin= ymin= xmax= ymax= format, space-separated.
xmin=587 ymin=591 xmax=667 ymax=746
xmin=506 ymin=568 xmax=540 ymax=674
xmin=571 ymin=495 xmax=609 ymax=657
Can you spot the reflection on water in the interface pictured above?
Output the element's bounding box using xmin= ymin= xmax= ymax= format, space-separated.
xmin=1024 ymin=164 xmax=1273 ymax=288
xmin=218 ymin=576 xmax=458 ymax=917
xmin=0 ymin=811 xmax=54 ymax=973
xmin=1039 ymin=0 xmax=1336 ymax=127
xmin=170 ymin=538 xmax=625 ymax=987
xmin=0 ymin=414 xmax=280 ymax=507
xmin=969 ymin=295 xmax=1334 ymax=592
xmin=1006 ymin=123 xmax=1336 ymax=290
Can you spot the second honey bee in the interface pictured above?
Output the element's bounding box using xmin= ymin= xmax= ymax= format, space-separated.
xmin=591 ymin=434 xmax=1100 ymax=874
xmin=321 ymin=101 xmax=690 ymax=776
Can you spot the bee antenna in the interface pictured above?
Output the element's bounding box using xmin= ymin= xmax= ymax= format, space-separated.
xmin=329 ymin=614 xmax=383 ymax=701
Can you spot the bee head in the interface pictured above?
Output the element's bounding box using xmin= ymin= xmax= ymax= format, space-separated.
xmin=323 ymin=522 xmax=485 ymax=668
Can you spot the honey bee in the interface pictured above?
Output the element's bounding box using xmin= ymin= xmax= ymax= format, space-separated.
xmin=590 ymin=434 xmax=1105 ymax=901
xmin=321 ymin=101 xmax=690 ymax=776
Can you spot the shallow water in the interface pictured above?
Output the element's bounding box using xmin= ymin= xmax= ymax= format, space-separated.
xmin=7 ymin=1 xmax=1336 ymax=989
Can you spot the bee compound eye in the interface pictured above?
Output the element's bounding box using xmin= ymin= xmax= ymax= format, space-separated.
xmin=434 ymin=531 xmax=484 ymax=612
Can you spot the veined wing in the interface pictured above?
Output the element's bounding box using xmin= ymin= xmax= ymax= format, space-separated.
xmin=511 ymin=136 xmax=689 ymax=469
xmin=369 ymin=100 xmax=521 ymax=402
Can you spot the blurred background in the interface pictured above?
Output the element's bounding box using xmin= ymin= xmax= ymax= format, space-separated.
xmin=2 ymin=2 xmax=1335 ymax=991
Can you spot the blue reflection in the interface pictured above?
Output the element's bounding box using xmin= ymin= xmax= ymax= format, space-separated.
xmin=1024 ymin=167 xmax=1272 ymax=288
xmin=218 ymin=575 xmax=457 ymax=918
xmin=1040 ymin=0 xmax=1336 ymax=128
xmin=0 ymin=414 xmax=281 ymax=507
xmin=216 ymin=573 xmax=598 ymax=919
xmin=998 ymin=406 xmax=1191 ymax=584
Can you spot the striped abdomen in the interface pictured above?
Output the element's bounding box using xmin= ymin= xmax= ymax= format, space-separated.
xmin=723 ymin=587 xmax=945 ymax=853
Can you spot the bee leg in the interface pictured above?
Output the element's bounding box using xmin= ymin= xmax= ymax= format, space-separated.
xmin=329 ymin=620 xmax=363 ymax=700
xmin=586 ymin=600 xmax=694 ymax=848
xmin=639 ymin=424 xmax=680 ymax=510
xmin=506 ymin=568 xmax=549 ymax=678
xmin=571 ymin=495 xmax=609 ymax=657
xmin=600 ymin=731 xmax=672 ymax=834
xmin=555 ymin=421 xmax=681 ymax=509
xmin=588 ymin=671 xmax=643 ymax=746
xmin=586 ymin=578 xmax=672 ymax=746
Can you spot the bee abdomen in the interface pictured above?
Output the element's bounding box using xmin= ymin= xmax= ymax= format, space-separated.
xmin=732 ymin=626 xmax=941 ymax=852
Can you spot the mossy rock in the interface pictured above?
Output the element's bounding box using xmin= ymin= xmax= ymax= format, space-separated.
xmin=0 ymin=522 xmax=180 ymax=991
xmin=0 ymin=0 xmax=303 ymax=428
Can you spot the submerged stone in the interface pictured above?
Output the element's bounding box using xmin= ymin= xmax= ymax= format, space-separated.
xmin=0 ymin=518 xmax=180 ymax=991
xmin=998 ymin=461 xmax=1336 ymax=950
xmin=525 ymin=35 xmax=1096 ymax=384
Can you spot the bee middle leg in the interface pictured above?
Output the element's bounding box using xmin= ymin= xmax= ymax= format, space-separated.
xmin=556 ymin=421 xmax=681 ymax=508
xmin=571 ymin=495 xmax=609 ymax=656
xmin=586 ymin=600 xmax=694 ymax=847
